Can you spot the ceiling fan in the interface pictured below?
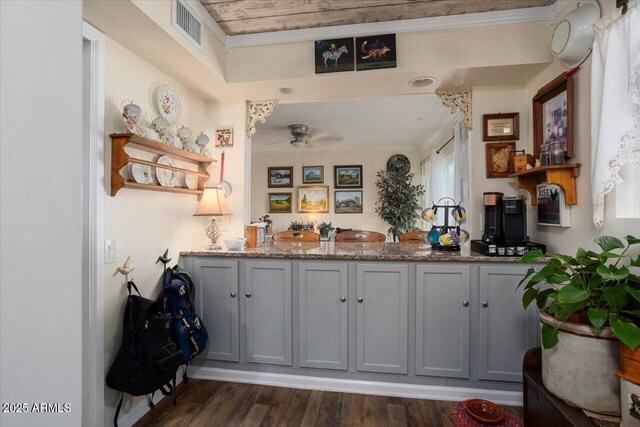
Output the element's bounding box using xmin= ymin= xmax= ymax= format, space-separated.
xmin=264 ymin=124 xmax=343 ymax=148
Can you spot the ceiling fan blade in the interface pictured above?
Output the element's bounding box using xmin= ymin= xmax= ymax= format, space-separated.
xmin=263 ymin=138 xmax=291 ymax=145
xmin=308 ymin=135 xmax=343 ymax=144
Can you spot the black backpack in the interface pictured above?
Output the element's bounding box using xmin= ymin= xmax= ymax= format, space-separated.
xmin=158 ymin=265 xmax=208 ymax=368
xmin=106 ymin=281 xmax=183 ymax=427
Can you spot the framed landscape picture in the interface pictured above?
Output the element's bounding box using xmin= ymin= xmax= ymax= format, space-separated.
xmin=485 ymin=142 xmax=515 ymax=178
xmin=533 ymin=72 xmax=574 ymax=159
xmin=314 ymin=38 xmax=354 ymax=74
xmin=297 ymin=186 xmax=329 ymax=213
xmin=334 ymin=165 xmax=362 ymax=188
xmin=302 ymin=165 xmax=324 ymax=184
xmin=268 ymin=166 xmax=293 ymax=188
xmin=483 ymin=113 xmax=519 ymax=141
xmin=268 ymin=192 xmax=292 ymax=213
xmin=355 ymin=34 xmax=396 ymax=71
xmin=335 ymin=190 xmax=363 ymax=214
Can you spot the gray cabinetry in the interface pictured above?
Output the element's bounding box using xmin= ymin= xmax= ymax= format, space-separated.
xmin=298 ymin=262 xmax=348 ymax=370
xmin=356 ymin=263 xmax=409 ymax=374
xmin=416 ymin=264 xmax=471 ymax=378
xmin=478 ymin=265 xmax=538 ymax=382
xmin=193 ymin=259 xmax=239 ymax=362
xmin=245 ymin=261 xmax=293 ymax=366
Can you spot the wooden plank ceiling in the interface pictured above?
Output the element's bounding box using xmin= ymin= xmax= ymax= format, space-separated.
xmin=199 ymin=0 xmax=556 ymax=35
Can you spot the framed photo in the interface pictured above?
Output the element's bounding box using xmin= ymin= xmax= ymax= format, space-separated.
xmin=302 ymin=165 xmax=324 ymax=184
xmin=483 ymin=113 xmax=519 ymax=141
xmin=533 ymin=72 xmax=574 ymax=159
xmin=335 ymin=190 xmax=363 ymax=214
xmin=268 ymin=192 xmax=292 ymax=213
xmin=334 ymin=165 xmax=363 ymax=188
xmin=485 ymin=142 xmax=515 ymax=178
xmin=215 ymin=128 xmax=234 ymax=148
xmin=314 ymin=38 xmax=354 ymax=74
xmin=297 ymin=186 xmax=329 ymax=213
xmin=356 ymin=34 xmax=396 ymax=71
xmin=268 ymin=166 xmax=293 ymax=188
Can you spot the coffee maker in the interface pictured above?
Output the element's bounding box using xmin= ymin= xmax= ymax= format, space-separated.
xmin=503 ymin=195 xmax=528 ymax=244
xmin=482 ymin=192 xmax=504 ymax=244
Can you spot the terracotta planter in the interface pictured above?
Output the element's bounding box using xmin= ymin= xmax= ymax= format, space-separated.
xmin=540 ymin=310 xmax=621 ymax=417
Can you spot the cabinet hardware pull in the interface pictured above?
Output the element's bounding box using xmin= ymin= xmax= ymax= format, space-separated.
xmin=246 ymin=292 xmax=252 ymax=298
xmin=340 ymin=297 xmax=347 ymax=303
xmin=462 ymin=300 xmax=469 ymax=307
xmin=357 ymin=297 xmax=363 ymax=303
xmin=482 ymin=301 xmax=488 ymax=308
xmin=230 ymin=292 xmax=236 ymax=298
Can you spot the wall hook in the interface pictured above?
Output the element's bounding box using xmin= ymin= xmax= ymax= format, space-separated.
xmin=156 ymin=248 xmax=172 ymax=268
xmin=113 ymin=256 xmax=135 ymax=283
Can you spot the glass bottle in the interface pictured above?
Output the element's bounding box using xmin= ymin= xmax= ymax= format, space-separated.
xmin=550 ymin=141 xmax=565 ymax=165
xmin=539 ymin=144 xmax=550 ymax=166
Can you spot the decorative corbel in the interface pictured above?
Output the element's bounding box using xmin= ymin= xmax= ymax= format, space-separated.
xmin=246 ymin=99 xmax=278 ymax=138
xmin=436 ymin=89 xmax=473 ymax=129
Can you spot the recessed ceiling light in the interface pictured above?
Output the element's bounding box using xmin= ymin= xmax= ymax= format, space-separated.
xmin=409 ymin=76 xmax=437 ymax=88
xmin=279 ymin=87 xmax=296 ymax=95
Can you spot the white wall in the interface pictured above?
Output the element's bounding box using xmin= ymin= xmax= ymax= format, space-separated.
xmin=0 ymin=1 xmax=83 ymax=426
xmin=251 ymin=149 xmax=424 ymax=237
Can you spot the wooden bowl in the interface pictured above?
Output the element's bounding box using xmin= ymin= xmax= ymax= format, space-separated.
xmin=464 ymin=399 xmax=504 ymax=425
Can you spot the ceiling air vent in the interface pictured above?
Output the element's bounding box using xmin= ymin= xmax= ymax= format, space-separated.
xmin=173 ymin=0 xmax=202 ymax=49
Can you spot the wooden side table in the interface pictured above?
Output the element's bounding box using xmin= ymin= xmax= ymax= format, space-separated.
xmin=523 ymin=347 xmax=595 ymax=426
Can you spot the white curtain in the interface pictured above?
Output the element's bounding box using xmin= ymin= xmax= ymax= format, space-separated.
xmin=453 ymin=121 xmax=470 ymax=205
xmin=591 ymin=1 xmax=640 ymax=228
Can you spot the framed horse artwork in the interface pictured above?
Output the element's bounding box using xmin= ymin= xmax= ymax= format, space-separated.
xmin=314 ymin=38 xmax=355 ymax=74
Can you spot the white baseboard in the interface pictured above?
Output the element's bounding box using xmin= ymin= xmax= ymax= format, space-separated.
xmin=189 ymin=366 xmax=523 ymax=407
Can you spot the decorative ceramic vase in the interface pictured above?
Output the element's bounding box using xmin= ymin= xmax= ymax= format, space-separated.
xmin=540 ymin=310 xmax=621 ymax=418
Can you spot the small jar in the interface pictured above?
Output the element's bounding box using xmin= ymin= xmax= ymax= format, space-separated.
xmin=539 ymin=144 xmax=551 ymax=166
xmin=550 ymin=141 xmax=565 ymax=165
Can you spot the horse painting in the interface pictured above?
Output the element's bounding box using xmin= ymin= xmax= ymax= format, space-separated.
xmin=323 ymin=45 xmax=349 ymax=67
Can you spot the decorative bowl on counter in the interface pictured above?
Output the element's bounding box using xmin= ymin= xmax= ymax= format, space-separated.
xmin=223 ymin=238 xmax=246 ymax=251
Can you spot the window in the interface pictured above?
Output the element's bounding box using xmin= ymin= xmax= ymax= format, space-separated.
xmin=442 ymin=152 xmax=455 ymax=199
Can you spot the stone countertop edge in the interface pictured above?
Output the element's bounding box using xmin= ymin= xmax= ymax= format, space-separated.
xmin=180 ymin=242 xmax=531 ymax=263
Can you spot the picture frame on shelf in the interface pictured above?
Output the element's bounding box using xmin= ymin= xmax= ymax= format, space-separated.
xmin=483 ymin=112 xmax=519 ymax=141
xmin=268 ymin=166 xmax=293 ymax=188
xmin=268 ymin=192 xmax=293 ymax=213
xmin=297 ymin=186 xmax=330 ymax=213
xmin=335 ymin=190 xmax=363 ymax=214
xmin=533 ymin=72 xmax=574 ymax=159
xmin=334 ymin=165 xmax=363 ymax=188
xmin=302 ymin=165 xmax=324 ymax=184
xmin=485 ymin=141 xmax=515 ymax=178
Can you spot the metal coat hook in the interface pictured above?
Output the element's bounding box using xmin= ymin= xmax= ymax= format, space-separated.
xmin=113 ymin=256 xmax=135 ymax=283
xmin=156 ymin=248 xmax=172 ymax=270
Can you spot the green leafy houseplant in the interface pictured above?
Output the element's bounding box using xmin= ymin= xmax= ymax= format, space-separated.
xmin=288 ymin=221 xmax=314 ymax=231
xmin=519 ymin=235 xmax=640 ymax=350
xmin=375 ymin=170 xmax=424 ymax=242
xmin=317 ymin=221 xmax=335 ymax=236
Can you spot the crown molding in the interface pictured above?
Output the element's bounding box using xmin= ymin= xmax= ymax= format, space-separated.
xmin=227 ymin=3 xmax=564 ymax=49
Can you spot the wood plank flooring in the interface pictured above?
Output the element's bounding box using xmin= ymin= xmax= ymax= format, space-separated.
xmin=134 ymin=379 xmax=523 ymax=427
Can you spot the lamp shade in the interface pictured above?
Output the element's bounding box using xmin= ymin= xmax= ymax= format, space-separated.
xmin=194 ymin=187 xmax=232 ymax=216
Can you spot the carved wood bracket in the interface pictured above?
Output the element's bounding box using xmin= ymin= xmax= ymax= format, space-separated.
xmin=436 ymin=89 xmax=473 ymax=129
xmin=246 ymin=99 xmax=278 ymax=138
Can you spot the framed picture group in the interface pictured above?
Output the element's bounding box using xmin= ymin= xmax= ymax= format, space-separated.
xmin=266 ymin=164 xmax=363 ymax=214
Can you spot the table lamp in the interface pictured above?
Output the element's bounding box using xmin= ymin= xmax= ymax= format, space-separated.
xmin=193 ymin=186 xmax=232 ymax=249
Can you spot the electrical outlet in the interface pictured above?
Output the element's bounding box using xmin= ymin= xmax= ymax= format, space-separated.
xmin=105 ymin=239 xmax=117 ymax=264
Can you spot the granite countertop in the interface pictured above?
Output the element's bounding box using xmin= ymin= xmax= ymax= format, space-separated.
xmin=181 ymin=242 xmax=524 ymax=263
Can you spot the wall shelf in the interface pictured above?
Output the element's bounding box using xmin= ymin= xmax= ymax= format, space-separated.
xmin=110 ymin=133 xmax=215 ymax=197
xmin=509 ymin=163 xmax=580 ymax=205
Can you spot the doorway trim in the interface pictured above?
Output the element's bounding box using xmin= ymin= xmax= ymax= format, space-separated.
xmin=82 ymin=21 xmax=106 ymax=427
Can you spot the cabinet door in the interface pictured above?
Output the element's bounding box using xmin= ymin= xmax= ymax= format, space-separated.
xmin=356 ymin=263 xmax=408 ymax=374
xmin=193 ymin=259 xmax=239 ymax=362
xmin=416 ymin=264 xmax=470 ymax=378
xmin=245 ymin=261 xmax=292 ymax=366
xmin=298 ymin=263 xmax=348 ymax=370
xmin=479 ymin=265 xmax=538 ymax=382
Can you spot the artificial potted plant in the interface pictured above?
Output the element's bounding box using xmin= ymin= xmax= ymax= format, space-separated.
xmin=519 ymin=235 xmax=640 ymax=418
xmin=317 ymin=221 xmax=335 ymax=239
xmin=375 ymin=170 xmax=424 ymax=242
xmin=288 ymin=221 xmax=315 ymax=232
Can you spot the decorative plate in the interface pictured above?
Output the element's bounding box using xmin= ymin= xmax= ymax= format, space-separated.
xmin=131 ymin=163 xmax=151 ymax=184
xmin=387 ymin=154 xmax=411 ymax=175
xmin=185 ymin=174 xmax=198 ymax=190
xmin=156 ymin=155 xmax=178 ymax=187
xmin=156 ymin=85 xmax=181 ymax=123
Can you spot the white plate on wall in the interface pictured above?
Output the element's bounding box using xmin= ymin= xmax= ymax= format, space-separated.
xmin=185 ymin=174 xmax=198 ymax=190
xmin=156 ymin=86 xmax=181 ymax=123
xmin=130 ymin=163 xmax=152 ymax=184
xmin=156 ymin=155 xmax=178 ymax=187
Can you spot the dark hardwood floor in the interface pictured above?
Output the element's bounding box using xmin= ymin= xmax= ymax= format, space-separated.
xmin=134 ymin=379 xmax=523 ymax=426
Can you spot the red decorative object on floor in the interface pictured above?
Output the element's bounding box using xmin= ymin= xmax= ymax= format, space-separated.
xmin=451 ymin=400 xmax=523 ymax=427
